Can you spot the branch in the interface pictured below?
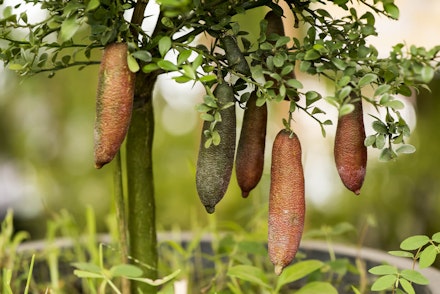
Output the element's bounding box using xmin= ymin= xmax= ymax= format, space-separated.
xmin=130 ymin=0 xmax=149 ymax=43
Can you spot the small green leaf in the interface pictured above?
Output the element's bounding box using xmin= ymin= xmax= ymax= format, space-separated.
xmin=177 ymin=49 xmax=192 ymax=65
xmin=192 ymin=54 xmax=204 ymax=70
xmin=400 ymin=235 xmax=430 ymax=250
xmin=73 ymin=270 xmax=103 ymax=279
xmin=275 ymin=36 xmax=290 ymax=48
xmin=8 ymin=63 xmax=25 ymax=71
xmin=72 ymin=262 xmax=101 ymax=272
xmin=338 ymin=76 xmax=351 ymax=87
xmin=276 ymin=260 xmax=323 ymax=290
xmin=195 ymin=103 xmax=212 ymax=113
xmin=142 ymin=63 xmax=160 ymax=73
xmin=364 ymin=135 xmax=376 ymax=146
xmin=379 ymin=147 xmax=396 ymax=162
xmin=173 ymin=76 xmax=192 ymax=83
xmin=200 ymin=113 xmax=214 ymax=122
xmin=375 ymin=134 xmax=386 ymax=149
xmin=295 ymin=281 xmax=338 ymax=294
xmin=400 ymin=269 xmax=429 ymax=285
xmin=131 ymin=50 xmax=152 ymax=62
xmin=359 ymin=73 xmax=377 ymax=87
xmin=127 ymin=54 xmax=140 ymax=72
xmin=199 ymin=75 xmax=217 ymax=83
xmin=281 ymin=64 xmax=294 ymax=76
xmin=338 ymin=86 xmax=352 ymax=100
xmin=86 ymin=0 xmax=100 ymax=11
xmin=384 ymin=3 xmax=400 ymax=19
xmin=111 ymin=264 xmax=143 ymax=278
xmin=300 ymin=60 xmax=312 ymax=72
xmin=420 ymin=66 xmax=435 ymax=83
xmin=388 ymin=250 xmax=414 ymax=258
xmin=304 ymin=49 xmax=320 ymax=61
xmin=204 ymin=137 xmax=212 ymax=148
xmin=374 ymin=84 xmax=391 ymax=97
xmin=383 ymin=99 xmax=404 ymax=110
xmin=395 ymin=144 xmax=416 ymax=155
xmin=369 ymin=265 xmax=398 ymax=275
xmin=158 ymin=36 xmax=172 ymax=57
xmin=399 ymin=278 xmax=415 ymax=294
xmin=419 ymin=244 xmax=438 ymax=268
xmin=305 ymin=91 xmax=321 ymax=106
xmin=211 ymin=130 xmax=221 ymax=146
xmin=332 ymin=58 xmax=346 ymax=70
xmin=339 ymin=103 xmax=354 ymax=117
xmin=227 ymin=265 xmax=270 ymax=289
xmin=372 ymin=120 xmax=388 ymax=134
xmin=157 ymin=60 xmax=178 ymax=71
xmin=432 ymin=232 xmax=440 ymax=243
xmin=182 ymin=64 xmax=196 ymax=79
xmin=60 ymin=15 xmax=81 ymax=42
xmin=371 ymin=274 xmax=397 ymax=291
xmin=351 ymin=286 xmax=362 ymax=294
xmin=286 ymin=79 xmax=304 ymax=89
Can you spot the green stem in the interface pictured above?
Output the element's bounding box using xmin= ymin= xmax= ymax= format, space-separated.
xmin=113 ymin=151 xmax=130 ymax=293
xmin=126 ymin=71 xmax=158 ymax=294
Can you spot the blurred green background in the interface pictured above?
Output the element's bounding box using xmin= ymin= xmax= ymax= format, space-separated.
xmin=1 ymin=4 xmax=440 ymax=255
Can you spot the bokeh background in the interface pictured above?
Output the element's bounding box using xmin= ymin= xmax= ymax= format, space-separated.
xmin=1 ymin=0 xmax=440 ymax=253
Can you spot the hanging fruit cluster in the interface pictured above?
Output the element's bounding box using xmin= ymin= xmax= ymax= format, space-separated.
xmin=89 ymin=6 xmax=367 ymax=275
xmin=193 ymin=11 xmax=368 ymax=275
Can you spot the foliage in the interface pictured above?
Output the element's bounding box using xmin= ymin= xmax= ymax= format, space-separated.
xmin=369 ymin=233 xmax=440 ymax=294
xmin=1 ymin=0 xmax=440 ymax=160
xmin=72 ymin=244 xmax=181 ymax=293
xmin=2 ymin=0 xmax=440 ymax=293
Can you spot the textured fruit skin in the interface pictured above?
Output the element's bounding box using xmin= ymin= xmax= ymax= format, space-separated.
xmin=334 ymin=100 xmax=367 ymax=195
xmin=94 ymin=42 xmax=135 ymax=169
xmin=221 ymin=35 xmax=251 ymax=76
xmin=196 ymin=83 xmax=236 ymax=213
xmin=235 ymin=91 xmax=267 ymax=197
xmin=268 ymin=129 xmax=305 ymax=275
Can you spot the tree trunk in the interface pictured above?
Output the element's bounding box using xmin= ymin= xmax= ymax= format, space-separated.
xmin=126 ymin=72 xmax=158 ymax=294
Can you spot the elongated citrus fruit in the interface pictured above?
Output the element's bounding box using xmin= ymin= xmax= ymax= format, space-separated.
xmin=221 ymin=35 xmax=251 ymax=76
xmin=94 ymin=42 xmax=135 ymax=169
xmin=334 ymin=99 xmax=367 ymax=195
xmin=268 ymin=129 xmax=305 ymax=275
xmin=263 ymin=10 xmax=298 ymax=101
xmin=196 ymin=82 xmax=236 ymax=213
xmin=235 ymin=91 xmax=267 ymax=197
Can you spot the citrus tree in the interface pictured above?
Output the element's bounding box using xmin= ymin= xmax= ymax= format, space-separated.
xmin=1 ymin=0 xmax=439 ymax=293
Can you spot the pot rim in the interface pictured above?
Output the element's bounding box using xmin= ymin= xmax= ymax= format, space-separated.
xmin=16 ymin=232 xmax=440 ymax=289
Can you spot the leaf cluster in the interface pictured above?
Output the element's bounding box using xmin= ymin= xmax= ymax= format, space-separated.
xmin=369 ymin=232 xmax=440 ymax=293
xmin=2 ymin=0 xmax=440 ymax=159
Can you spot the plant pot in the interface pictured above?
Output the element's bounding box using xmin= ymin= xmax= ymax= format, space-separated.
xmin=13 ymin=233 xmax=440 ymax=293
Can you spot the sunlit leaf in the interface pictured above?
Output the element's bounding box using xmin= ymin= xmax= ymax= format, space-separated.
xmin=295 ymin=281 xmax=338 ymax=294
xmin=158 ymin=36 xmax=172 ymax=57
xmin=400 ymin=235 xmax=430 ymax=250
xmin=368 ymin=265 xmax=398 ymax=275
xmin=60 ymin=15 xmax=80 ymax=42
xmin=400 ymin=269 xmax=429 ymax=285
xmin=276 ymin=260 xmax=323 ymax=290
xmin=371 ymin=274 xmax=396 ymax=291
xmin=419 ymin=244 xmax=438 ymax=268
xmin=227 ymin=265 xmax=270 ymax=289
